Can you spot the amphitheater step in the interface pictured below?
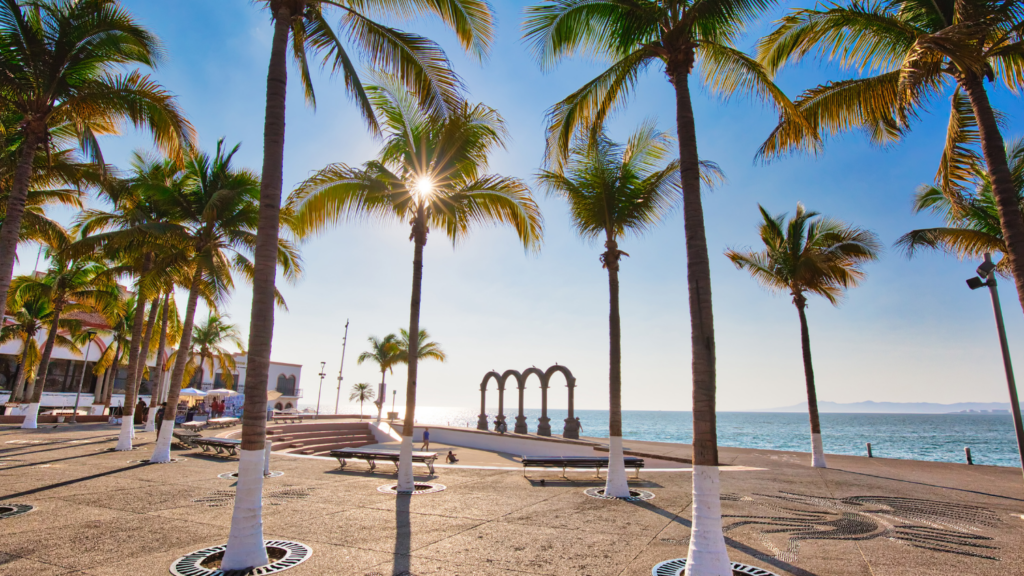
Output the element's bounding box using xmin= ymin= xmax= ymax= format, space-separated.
xmin=267 ymin=430 xmax=372 ymax=443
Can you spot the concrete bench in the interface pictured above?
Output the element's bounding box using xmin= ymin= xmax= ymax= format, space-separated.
xmin=193 ymin=437 xmax=241 ymax=457
xmin=272 ymin=415 xmax=305 ymax=424
xmin=330 ymin=448 xmax=438 ymax=474
xmin=181 ymin=421 xmax=208 ymax=432
xmin=172 ymin=429 xmax=200 ymax=448
xmin=520 ymin=456 xmax=645 ymax=478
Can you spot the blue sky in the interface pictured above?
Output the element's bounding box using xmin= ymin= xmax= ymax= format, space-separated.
xmin=16 ymin=0 xmax=1024 ymax=412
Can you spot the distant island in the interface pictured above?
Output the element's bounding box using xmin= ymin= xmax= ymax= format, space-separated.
xmin=753 ymin=401 xmax=1014 ymax=414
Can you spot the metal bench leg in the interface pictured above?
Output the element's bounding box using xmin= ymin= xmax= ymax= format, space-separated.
xmin=368 ymin=458 xmax=376 ymax=472
xmin=633 ymin=466 xmax=640 ymax=479
xmin=427 ymin=460 xmax=434 ymax=474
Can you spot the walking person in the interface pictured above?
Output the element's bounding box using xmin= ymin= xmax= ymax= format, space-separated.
xmin=575 ymin=417 xmax=582 ymax=433
xmin=421 ymin=427 xmax=430 ymax=451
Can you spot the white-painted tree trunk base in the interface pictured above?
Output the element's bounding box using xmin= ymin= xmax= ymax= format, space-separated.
xmin=150 ymin=420 xmax=174 ymax=463
xmin=114 ymin=417 xmax=134 ymax=451
xmin=221 ymin=449 xmax=270 ymax=570
xmin=144 ymin=408 xmax=158 ymax=432
xmin=20 ymin=403 xmax=40 ymax=429
xmin=264 ymin=441 xmax=272 ymax=476
xmin=397 ymin=435 xmax=415 ymax=492
xmin=811 ymin=433 xmax=827 ymax=468
xmin=604 ymin=436 xmax=631 ymax=498
xmin=685 ymin=465 xmax=732 ymax=576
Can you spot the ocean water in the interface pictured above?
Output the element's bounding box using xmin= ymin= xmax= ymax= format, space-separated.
xmin=409 ymin=407 xmax=1023 ymax=468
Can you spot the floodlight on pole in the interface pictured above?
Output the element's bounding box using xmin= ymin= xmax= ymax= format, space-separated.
xmin=315 ymin=361 xmax=326 ymax=419
xmin=334 ymin=319 xmax=350 ymax=415
xmin=966 ymin=252 xmax=1024 ymax=483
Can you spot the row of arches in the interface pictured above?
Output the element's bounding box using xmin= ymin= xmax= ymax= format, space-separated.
xmin=477 ymin=365 xmax=579 ymax=439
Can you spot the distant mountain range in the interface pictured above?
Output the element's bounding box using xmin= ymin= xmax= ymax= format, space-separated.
xmin=753 ymin=401 xmax=1014 ymax=414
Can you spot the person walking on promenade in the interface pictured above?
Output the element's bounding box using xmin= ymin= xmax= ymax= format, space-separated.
xmin=421 ymin=428 xmax=430 ymax=451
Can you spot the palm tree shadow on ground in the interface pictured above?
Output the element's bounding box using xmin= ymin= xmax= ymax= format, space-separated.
xmin=393 ymin=493 xmax=413 ymax=574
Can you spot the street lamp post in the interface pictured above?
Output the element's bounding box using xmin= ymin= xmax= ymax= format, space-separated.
xmin=69 ymin=331 xmax=97 ymax=424
xmin=315 ymin=361 xmax=326 ymax=419
xmin=390 ymin=390 xmax=397 ymax=422
xmin=967 ymin=252 xmax=1024 ymax=481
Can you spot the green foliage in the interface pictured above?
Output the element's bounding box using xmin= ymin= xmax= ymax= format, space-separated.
xmin=349 ymin=382 xmax=375 ymax=403
xmin=398 ymin=328 xmax=446 ymax=364
xmin=523 ymin=0 xmax=810 ymax=167
xmin=895 ymin=139 xmax=1024 ymax=275
xmin=537 ymin=122 xmax=700 ymax=244
xmin=253 ymin=0 xmax=494 ymax=132
xmin=756 ymin=0 xmax=1024 ymax=162
xmin=0 ymin=0 xmax=195 ymax=161
xmin=357 ymin=333 xmax=403 ymax=375
xmin=726 ymin=204 xmax=882 ymax=305
xmin=288 ymin=77 xmax=543 ymax=251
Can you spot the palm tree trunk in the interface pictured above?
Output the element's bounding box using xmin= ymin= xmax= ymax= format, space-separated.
xmin=148 ymin=292 xmax=171 ymax=428
xmin=376 ymin=370 xmax=387 ymax=423
xmin=22 ymin=303 xmax=64 ymax=429
xmin=11 ymin=345 xmax=28 ymax=401
xmin=221 ymin=4 xmax=294 ymax=570
xmin=961 ymin=74 xmax=1024 ymax=315
xmin=795 ymin=296 xmax=825 ymax=468
xmin=152 ymin=273 xmax=202 ymax=462
xmin=604 ymin=238 xmax=630 ymax=497
xmin=0 ymin=125 xmax=45 ymax=329
xmin=137 ymin=298 xmax=159 ymax=431
xmin=115 ymin=289 xmax=149 ymax=450
xmin=669 ymin=51 xmax=730 ymax=576
xmin=92 ymin=368 xmax=107 ymax=414
xmin=398 ymin=209 xmax=427 ymax=492
xmin=103 ymin=343 xmax=120 ymax=410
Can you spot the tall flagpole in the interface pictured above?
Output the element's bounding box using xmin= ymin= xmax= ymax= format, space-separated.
xmin=333 ymin=319 xmax=350 ymax=414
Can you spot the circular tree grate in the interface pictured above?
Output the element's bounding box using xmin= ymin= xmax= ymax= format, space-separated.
xmin=97 ymin=446 xmax=141 ymax=452
xmin=584 ymin=487 xmax=655 ymax=501
xmin=377 ymin=483 xmax=446 ymax=495
xmin=128 ymin=458 xmax=185 ymax=464
xmin=0 ymin=503 xmax=34 ymax=519
xmin=218 ymin=471 xmax=284 ymax=480
xmin=170 ymin=540 xmax=311 ymax=576
xmin=652 ymin=559 xmax=779 ymax=576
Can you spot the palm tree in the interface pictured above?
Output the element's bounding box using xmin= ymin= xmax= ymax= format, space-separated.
xmin=756 ymin=0 xmax=1024 ymax=318
xmin=288 ymin=81 xmax=542 ymax=493
xmin=522 ymin=3 xmax=804 ymax=570
xmin=143 ymin=289 xmax=181 ymax=431
xmin=396 ymin=328 xmax=448 ymax=366
xmin=226 ymin=2 xmax=495 ymax=566
xmin=171 ymin=311 xmax=245 ymax=390
xmin=73 ymin=154 xmax=191 ymax=449
xmin=138 ymin=141 xmax=300 ymax=464
xmin=11 ymin=246 xmax=120 ymax=429
xmin=726 ymin=204 xmax=881 ymax=468
xmin=537 ymin=124 xmax=697 ymax=496
xmin=357 ymin=334 xmax=402 ymax=423
xmin=349 ymin=383 xmax=375 ymax=420
xmin=1 ymin=292 xmax=79 ymax=402
xmin=896 ymin=138 xmax=1024 ymax=272
xmin=0 ymin=0 xmax=194 ymax=330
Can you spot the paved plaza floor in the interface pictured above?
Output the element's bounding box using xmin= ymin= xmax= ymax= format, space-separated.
xmin=0 ymin=423 xmax=1022 ymax=575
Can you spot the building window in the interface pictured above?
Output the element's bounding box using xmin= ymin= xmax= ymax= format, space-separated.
xmin=276 ymin=374 xmax=296 ymax=396
xmin=213 ymin=372 xmax=239 ymax=390
xmin=285 ymin=402 xmax=292 ymax=409
xmin=275 ymin=402 xmax=283 ymax=411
